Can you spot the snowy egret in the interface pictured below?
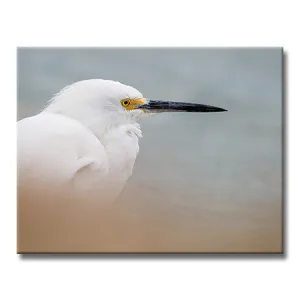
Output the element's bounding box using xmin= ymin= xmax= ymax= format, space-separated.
xmin=17 ymin=79 xmax=226 ymax=204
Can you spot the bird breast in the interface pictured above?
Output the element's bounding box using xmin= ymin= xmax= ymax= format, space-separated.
xmin=101 ymin=124 xmax=141 ymax=182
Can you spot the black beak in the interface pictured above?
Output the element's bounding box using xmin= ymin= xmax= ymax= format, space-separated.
xmin=138 ymin=100 xmax=227 ymax=113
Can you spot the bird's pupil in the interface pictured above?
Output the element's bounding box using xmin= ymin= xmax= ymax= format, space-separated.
xmin=124 ymin=101 xmax=128 ymax=105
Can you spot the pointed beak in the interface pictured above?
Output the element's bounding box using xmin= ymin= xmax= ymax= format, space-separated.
xmin=137 ymin=99 xmax=227 ymax=113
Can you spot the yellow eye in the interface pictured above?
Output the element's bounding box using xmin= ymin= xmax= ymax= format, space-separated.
xmin=122 ymin=99 xmax=130 ymax=107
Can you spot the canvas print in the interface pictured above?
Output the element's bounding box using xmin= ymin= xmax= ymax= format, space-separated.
xmin=17 ymin=48 xmax=283 ymax=253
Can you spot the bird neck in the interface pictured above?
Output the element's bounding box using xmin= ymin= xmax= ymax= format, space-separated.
xmin=81 ymin=112 xmax=143 ymax=143
xmin=97 ymin=120 xmax=142 ymax=199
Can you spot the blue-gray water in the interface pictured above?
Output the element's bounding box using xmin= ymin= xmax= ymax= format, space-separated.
xmin=17 ymin=48 xmax=282 ymax=252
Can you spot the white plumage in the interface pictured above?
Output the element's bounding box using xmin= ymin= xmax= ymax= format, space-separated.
xmin=18 ymin=79 xmax=226 ymax=204
xmin=18 ymin=79 xmax=144 ymax=204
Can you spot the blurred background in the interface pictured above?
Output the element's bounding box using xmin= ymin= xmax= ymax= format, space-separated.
xmin=17 ymin=48 xmax=282 ymax=253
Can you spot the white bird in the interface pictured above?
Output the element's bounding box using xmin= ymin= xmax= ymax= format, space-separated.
xmin=17 ymin=79 xmax=226 ymax=205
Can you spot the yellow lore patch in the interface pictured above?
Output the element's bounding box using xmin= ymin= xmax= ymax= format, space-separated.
xmin=120 ymin=98 xmax=146 ymax=110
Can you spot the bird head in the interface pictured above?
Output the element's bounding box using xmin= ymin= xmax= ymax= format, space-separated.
xmin=46 ymin=78 xmax=226 ymax=114
xmin=45 ymin=79 xmax=226 ymax=136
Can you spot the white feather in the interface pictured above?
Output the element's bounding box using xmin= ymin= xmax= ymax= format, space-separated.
xmin=18 ymin=79 xmax=144 ymax=203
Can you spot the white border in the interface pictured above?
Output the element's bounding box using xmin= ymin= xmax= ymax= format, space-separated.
xmin=1 ymin=0 xmax=299 ymax=299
